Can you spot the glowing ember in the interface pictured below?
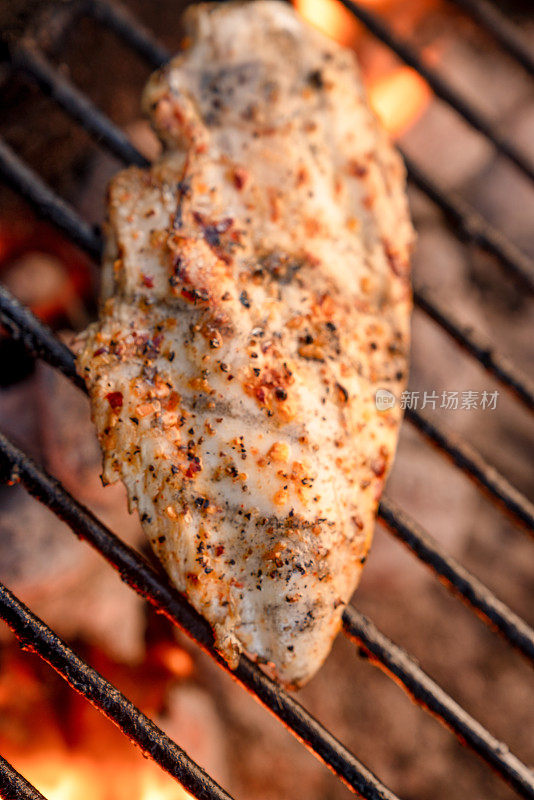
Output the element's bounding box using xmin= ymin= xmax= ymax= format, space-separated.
xmin=10 ymin=752 xmax=192 ymax=800
xmin=0 ymin=645 xmax=198 ymax=800
xmin=368 ymin=66 xmax=431 ymax=136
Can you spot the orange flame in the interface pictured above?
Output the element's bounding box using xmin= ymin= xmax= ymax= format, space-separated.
xmin=11 ymin=752 xmax=193 ymax=800
xmin=368 ymin=66 xmax=431 ymax=137
xmin=294 ymin=0 xmax=360 ymax=45
xmin=293 ymin=0 xmax=432 ymax=137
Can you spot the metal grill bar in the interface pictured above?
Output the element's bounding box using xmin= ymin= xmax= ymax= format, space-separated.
xmin=0 ymin=139 xmax=101 ymax=260
xmin=401 ymin=151 xmax=534 ymax=294
xmin=1 ymin=431 xmax=533 ymax=800
xmin=379 ymin=496 xmax=534 ymax=662
xmin=406 ymin=408 xmax=534 ymax=532
xmin=2 ymin=280 xmax=532 ymax=534
xmin=0 ymin=756 xmax=48 ymax=800
xmin=0 ymin=583 xmax=236 ymax=800
xmin=447 ymin=0 xmax=534 ymax=76
xmin=2 ymin=130 xmax=533 ymax=418
xmin=414 ymin=286 xmax=534 ymax=410
xmin=0 ymin=431 xmax=401 ymax=800
xmin=86 ymin=0 xmax=168 ymax=68
xmin=339 ymin=0 xmax=534 ymax=183
xmin=342 ymin=608 xmax=534 ymax=799
xmin=10 ymin=42 xmax=149 ymax=169
xmin=0 ymin=285 xmax=86 ymax=392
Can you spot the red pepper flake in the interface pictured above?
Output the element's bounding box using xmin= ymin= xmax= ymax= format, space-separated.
xmin=347 ymin=159 xmax=368 ymax=178
xmin=185 ymin=459 xmax=202 ymax=478
xmin=105 ymin=391 xmax=123 ymax=410
xmin=141 ymin=274 xmax=154 ymax=288
xmin=232 ymin=167 xmax=248 ymax=190
xmin=94 ymin=346 xmax=108 ymax=357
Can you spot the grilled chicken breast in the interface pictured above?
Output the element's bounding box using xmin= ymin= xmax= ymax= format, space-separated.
xmin=77 ymin=0 xmax=413 ymax=687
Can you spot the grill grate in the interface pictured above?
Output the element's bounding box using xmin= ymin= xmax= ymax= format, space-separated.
xmin=0 ymin=2 xmax=533 ymax=800
xmin=339 ymin=0 xmax=534 ymax=183
xmin=0 ymin=582 xmax=234 ymax=800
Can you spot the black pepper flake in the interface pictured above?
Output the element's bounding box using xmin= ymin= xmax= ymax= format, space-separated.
xmin=158 ymin=535 xmax=166 ymax=544
xmin=275 ymin=387 xmax=287 ymax=401
xmin=308 ymin=69 xmax=324 ymax=89
xmin=168 ymin=351 xmax=176 ymax=362
xmin=130 ymin=417 xmax=139 ymax=425
xmin=335 ymin=383 xmax=349 ymax=403
xmin=239 ymin=290 xmax=251 ymax=308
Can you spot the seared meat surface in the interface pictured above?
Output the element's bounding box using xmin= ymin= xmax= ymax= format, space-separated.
xmin=77 ymin=0 xmax=413 ymax=687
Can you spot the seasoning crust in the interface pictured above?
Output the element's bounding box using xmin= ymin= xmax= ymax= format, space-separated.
xmin=77 ymin=0 xmax=413 ymax=688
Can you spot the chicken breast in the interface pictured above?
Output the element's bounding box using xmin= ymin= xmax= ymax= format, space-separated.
xmin=77 ymin=0 xmax=413 ymax=688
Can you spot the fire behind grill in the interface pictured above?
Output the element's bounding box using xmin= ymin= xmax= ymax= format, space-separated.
xmin=0 ymin=2 xmax=533 ymax=800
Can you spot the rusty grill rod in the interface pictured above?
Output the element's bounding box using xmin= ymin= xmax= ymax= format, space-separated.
xmin=379 ymin=496 xmax=534 ymax=662
xmin=342 ymin=608 xmax=534 ymax=799
xmin=413 ymin=285 xmax=534 ymax=411
xmin=86 ymin=0 xmax=168 ymax=68
xmin=1 ymin=430 xmax=533 ymax=799
xmin=0 ymin=756 xmax=48 ymax=800
xmin=5 ymin=41 xmax=534 ymax=407
xmin=1 ymin=279 xmax=532 ymax=536
xmin=406 ymin=408 xmax=534 ymax=533
xmin=0 ymin=138 xmax=101 ymax=261
xmin=400 ymin=151 xmax=534 ymax=294
xmin=447 ymin=0 xmax=534 ymax=75
xmin=0 ymin=583 xmax=236 ymax=800
xmin=10 ymin=43 xmax=149 ymax=169
xmin=339 ymin=0 xmax=534 ymax=183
